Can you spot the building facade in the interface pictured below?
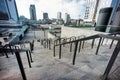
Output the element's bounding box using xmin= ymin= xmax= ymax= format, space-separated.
xmin=57 ymin=12 xmax=61 ymax=19
xmin=43 ymin=13 xmax=48 ymax=19
xmin=29 ymin=5 xmax=37 ymax=20
xmin=64 ymin=13 xmax=71 ymax=24
xmin=84 ymin=0 xmax=97 ymax=22
xmin=0 ymin=0 xmax=19 ymax=23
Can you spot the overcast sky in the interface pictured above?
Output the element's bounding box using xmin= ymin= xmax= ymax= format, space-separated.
xmin=16 ymin=0 xmax=86 ymax=20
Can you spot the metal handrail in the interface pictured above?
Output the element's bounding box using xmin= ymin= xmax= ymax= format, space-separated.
xmin=53 ymin=32 xmax=120 ymax=80
xmin=54 ymin=34 xmax=120 ymax=46
xmin=40 ymin=38 xmax=52 ymax=50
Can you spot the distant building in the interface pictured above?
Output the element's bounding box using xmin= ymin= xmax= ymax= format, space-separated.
xmin=64 ymin=13 xmax=71 ymax=24
xmin=29 ymin=5 xmax=37 ymax=20
xmin=56 ymin=12 xmax=64 ymax=25
xmin=43 ymin=13 xmax=48 ymax=19
xmin=57 ymin=12 xmax=62 ymax=19
xmin=84 ymin=0 xmax=97 ymax=22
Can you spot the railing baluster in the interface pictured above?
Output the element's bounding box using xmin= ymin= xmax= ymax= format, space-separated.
xmin=70 ymin=43 xmax=72 ymax=52
xmin=53 ymin=45 xmax=55 ymax=57
xmin=102 ymin=41 xmax=120 ymax=80
xmin=73 ymin=41 xmax=78 ymax=65
xmin=101 ymin=38 xmax=104 ymax=45
xmin=47 ymin=39 xmax=48 ymax=48
xmin=109 ymin=39 xmax=114 ymax=49
xmin=91 ymin=39 xmax=95 ymax=49
xmin=49 ymin=40 xmax=51 ymax=50
xmin=78 ymin=41 xmax=82 ymax=52
xmin=109 ymin=34 xmax=116 ymax=49
xmin=26 ymin=51 xmax=32 ymax=68
xmin=28 ymin=50 xmax=33 ymax=62
xmin=95 ymin=37 xmax=102 ymax=55
xmin=82 ymin=41 xmax=85 ymax=49
xmin=15 ymin=51 xmax=27 ymax=80
xmin=59 ymin=39 xmax=62 ymax=59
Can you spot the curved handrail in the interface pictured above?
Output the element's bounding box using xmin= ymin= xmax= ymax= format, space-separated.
xmin=54 ymin=33 xmax=120 ymax=46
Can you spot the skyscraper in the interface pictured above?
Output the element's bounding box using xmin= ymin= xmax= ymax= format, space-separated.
xmin=95 ymin=0 xmax=112 ymax=22
xmin=29 ymin=5 xmax=37 ymax=20
xmin=57 ymin=12 xmax=61 ymax=19
xmin=84 ymin=0 xmax=97 ymax=21
xmin=43 ymin=13 xmax=48 ymax=19
xmin=64 ymin=13 xmax=71 ymax=24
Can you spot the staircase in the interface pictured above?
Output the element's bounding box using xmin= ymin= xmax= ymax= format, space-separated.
xmin=0 ymin=30 xmax=120 ymax=80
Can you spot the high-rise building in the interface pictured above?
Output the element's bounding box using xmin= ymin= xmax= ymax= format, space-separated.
xmin=64 ymin=13 xmax=71 ymax=24
xmin=57 ymin=12 xmax=61 ymax=19
xmin=43 ymin=13 xmax=48 ymax=19
xmin=84 ymin=0 xmax=97 ymax=22
xmin=29 ymin=5 xmax=37 ymax=20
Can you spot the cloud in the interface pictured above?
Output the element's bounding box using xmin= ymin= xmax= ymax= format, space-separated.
xmin=16 ymin=0 xmax=86 ymax=19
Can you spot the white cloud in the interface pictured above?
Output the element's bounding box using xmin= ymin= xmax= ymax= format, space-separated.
xmin=16 ymin=0 xmax=86 ymax=19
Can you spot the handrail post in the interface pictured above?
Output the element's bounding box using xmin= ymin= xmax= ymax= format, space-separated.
xmin=15 ymin=51 xmax=27 ymax=80
xmin=102 ymin=41 xmax=120 ymax=80
xmin=109 ymin=34 xmax=116 ymax=49
xmin=47 ymin=39 xmax=49 ymax=48
xmin=70 ymin=38 xmax=72 ymax=52
xmin=101 ymin=38 xmax=104 ymax=45
xmin=26 ymin=51 xmax=32 ymax=68
xmin=82 ymin=41 xmax=85 ymax=49
xmin=78 ymin=41 xmax=82 ymax=52
xmin=53 ymin=45 xmax=55 ymax=57
xmin=73 ymin=41 xmax=78 ymax=65
xmin=28 ymin=50 xmax=33 ymax=62
xmin=41 ymin=40 xmax=43 ymax=45
xmin=109 ymin=39 xmax=114 ymax=49
xmin=70 ymin=43 xmax=72 ymax=52
xmin=95 ymin=37 xmax=102 ymax=55
xmin=53 ymin=40 xmax=56 ymax=57
xmin=91 ymin=39 xmax=95 ymax=49
xmin=59 ymin=39 xmax=62 ymax=59
xmin=49 ymin=40 xmax=51 ymax=50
